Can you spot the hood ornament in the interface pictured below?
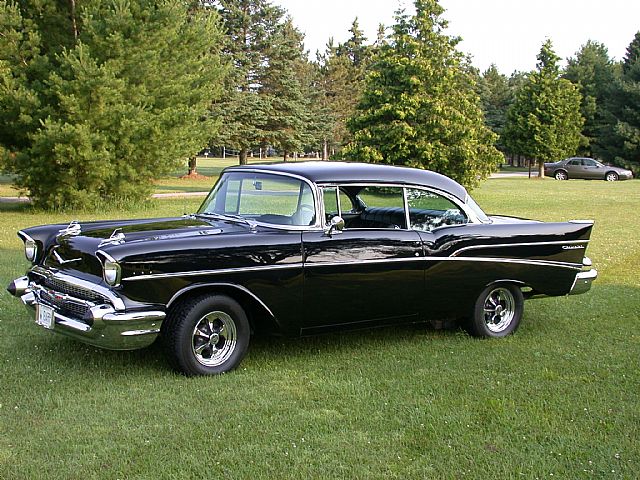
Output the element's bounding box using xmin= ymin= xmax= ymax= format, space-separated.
xmin=58 ymin=220 xmax=81 ymax=236
xmin=99 ymin=228 xmax=126 ymax=247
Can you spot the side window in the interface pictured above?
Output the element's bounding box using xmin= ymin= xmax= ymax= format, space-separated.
xmin=323 ymin=187 xmax=338 ymax=222
xmin=406 ymin=188 xmax=467 ymax=231
xmin=582 ymin=159 xmax=596 ymax=167
xmin=350 ymin=186 xmax=406 ymax=229
xmin=568 ymin=159 xmax=581 ymax=166
xmin=339 ymin=188 xmax=357 ymax=214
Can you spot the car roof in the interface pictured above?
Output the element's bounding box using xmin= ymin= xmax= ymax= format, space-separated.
xmin=224 ymin=161 xmax=469 ymax=201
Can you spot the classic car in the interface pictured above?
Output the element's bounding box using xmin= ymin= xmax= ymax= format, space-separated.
xmin=544 ymin=157 xmax=633 ymax=181
xmin=7 ymin=162 xmax=597 ymax=376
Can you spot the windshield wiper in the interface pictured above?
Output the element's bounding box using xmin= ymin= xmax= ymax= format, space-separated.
xmin=195 ymin=213 xmax=257 ymax=231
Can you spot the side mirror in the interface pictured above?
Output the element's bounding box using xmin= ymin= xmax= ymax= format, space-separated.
xmin=324 ymin=216 xmax=345 ymax=236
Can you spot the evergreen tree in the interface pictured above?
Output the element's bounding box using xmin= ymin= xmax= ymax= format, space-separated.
xmin=503 ymin=40 xmax=584 ymax=177
xmin=344 ymin=0 xmax=502 ymax=188
xmin=210 ymin=0 xmax=284 ymax=164
xmin=564 ymin=41 xmax=617 ymax=156
xmin=316 ymin=33 xmax=368 ymax=159
xmin=596 ymin=32 xmax=640 ymax=174
xmin=477 ymin=65 xmax=513 ymax=151
xmin=0 ymin=0 xmax=226 ymax=209
xmin=262 ymin=18 xmax=313 ymax=160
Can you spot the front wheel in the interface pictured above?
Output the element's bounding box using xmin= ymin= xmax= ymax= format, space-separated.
xmin=163 ymin=294 xmax=250 ymax=376
xmin=605 ymin=171 xmax=618 ymax=181
xmin=554 ymin=170 xmax=568 ymax=180
xmin=465 ymin=284 xmax=524 ymax=338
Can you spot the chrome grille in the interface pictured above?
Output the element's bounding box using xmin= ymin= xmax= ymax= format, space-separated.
xmin=41 ymin=276 xmax=104 ymax=303
xmin=39 ymin=290 xmax=91 ymax=319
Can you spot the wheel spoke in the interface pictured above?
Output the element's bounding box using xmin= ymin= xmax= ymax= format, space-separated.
xmin=194 ymin=343 xmax=208 ymax=355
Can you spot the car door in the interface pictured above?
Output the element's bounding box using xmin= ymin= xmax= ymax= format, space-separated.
xmin=581 ymin=158 xmax=603 ymax=179
xmin=565 ymin=159 xmax=584 ymax=178
xmin=301 ymin=185 xmax=424 ymax=334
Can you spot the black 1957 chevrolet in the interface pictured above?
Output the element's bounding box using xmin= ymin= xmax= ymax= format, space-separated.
xmin=7 ymin=162 xmax=597 ymax=375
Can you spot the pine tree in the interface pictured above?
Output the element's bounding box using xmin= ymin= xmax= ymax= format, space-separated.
xmin=596 ymin=32 xmax=640 ymax=174
xmin=503 ymin=40 xmax=584 ymax=177
xmin=262 ymin=18 xmax=313 ymax=160
xmin=564 ymin=41 xmax=617 ymax=156
xmin=343 ymin=0 xmax=502 ymax=188
xmin=0 ymin=0 xmax=226 ymax=209
xmin=211 ymin=0 xmax=285 ymax=164
xmin=477 ymin=65 xmax=513 ymax=151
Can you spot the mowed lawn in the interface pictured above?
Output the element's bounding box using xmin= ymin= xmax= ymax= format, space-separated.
xmin=0 ymin=178 xmax=638 ymax=479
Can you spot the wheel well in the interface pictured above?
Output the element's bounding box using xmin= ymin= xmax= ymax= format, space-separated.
xmin=166 ymin=284 xmax=279 ymax=335
xmin=605 ymin=170 xmax=618 ymax=177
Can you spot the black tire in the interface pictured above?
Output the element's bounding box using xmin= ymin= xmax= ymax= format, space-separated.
xmin=163 ymin=294 xmax=250 ymax=376
xmin=605 ymin=171 xmax=618 ymax=182
xmin=554 ymin=170 xmax=568 ymax=180
xmin=465 ymin=284 xmax=524 ymax=338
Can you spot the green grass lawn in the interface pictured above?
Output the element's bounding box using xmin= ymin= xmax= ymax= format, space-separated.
xmin=0 ymin=178 xmax=638 ymax=479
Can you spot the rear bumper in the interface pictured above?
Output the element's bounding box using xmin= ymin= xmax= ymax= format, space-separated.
xmin=569 ymin=269 xmax=597 ymax=295
xmin=8 ymin=275 xmax=165 ymax=350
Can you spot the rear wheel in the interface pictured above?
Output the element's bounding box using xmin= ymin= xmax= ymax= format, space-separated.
xmin=163 ymin=294 xmax=250 ymax=376
xmin=554 ymin=170 xmax=568 ymax=180
xmin=465 ymin=284 xmax=524 ymax=338
xmin=605 ymin=171 xmax=618 ymax=181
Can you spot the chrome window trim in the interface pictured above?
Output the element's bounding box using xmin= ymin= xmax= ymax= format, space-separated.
xmin=316 ymin=182 xmax=480 ymax=231
xmin=30 ymin=266 xmax=126 ymax=311
xmin=214 ymin=169 xmax=324 ymax=231
xmin=451 ymin=240 xmax=589 ymax=257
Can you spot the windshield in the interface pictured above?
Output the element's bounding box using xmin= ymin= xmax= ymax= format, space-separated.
xmin=465 ymin=195 xmax=490 ymax=223
xmin=198 ymin=172 xmax=317 ymax=227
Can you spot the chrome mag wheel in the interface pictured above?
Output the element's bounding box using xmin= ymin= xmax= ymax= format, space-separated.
xmin=482 ymin=287 xmax=516 ymax=333
xmin=554 ymin=171 xmax=568 ymax=180
xmin=191 ymin=311 xmax=238 ymax=367
xmin=605 ymin=172 xmax=618 ymax=181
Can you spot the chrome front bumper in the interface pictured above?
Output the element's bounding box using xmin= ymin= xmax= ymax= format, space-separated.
xmin=7 ymin=275 xmax=165 ymax=350
xmin=569 ymin=269 xmax=597 ymax=295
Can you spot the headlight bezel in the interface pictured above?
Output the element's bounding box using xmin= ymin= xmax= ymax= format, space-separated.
xmin=18 ymin=231 xmax=38 ymax=263
xmin=96 ymin=250 xmax=121 ymax=287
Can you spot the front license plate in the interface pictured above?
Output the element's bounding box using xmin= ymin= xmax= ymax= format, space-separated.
xmin=36 ymin=304 xmax=55 ymax=329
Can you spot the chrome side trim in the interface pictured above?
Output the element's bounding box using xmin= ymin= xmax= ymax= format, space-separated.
xmin=306 ymin=256 xmax=582 ymax=270
xmin=30 ymin=266 xmax=126 ymax=311
xmin=451 ymin=240 xmax=588 ymax=257
xmin=167 ymin=282 xmax=276 ymax=319
xmin=123 ymin=263 xmax=303 ymax=281
xmin=124 ymin=255 xmax=581 ymax=281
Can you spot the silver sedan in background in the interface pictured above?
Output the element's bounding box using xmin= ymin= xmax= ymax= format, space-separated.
xmin=544 ymin=157 xmax=634 ymax=181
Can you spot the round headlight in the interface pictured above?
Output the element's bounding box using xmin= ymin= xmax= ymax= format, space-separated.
xmin=25 ymin=238 xmax=37 ymax=262
xmin=103 ymin=260 xmax=121 ymax=286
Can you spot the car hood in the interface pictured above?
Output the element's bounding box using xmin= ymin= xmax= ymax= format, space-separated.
xmin=25 ymin=216 xmax=252 ymax=279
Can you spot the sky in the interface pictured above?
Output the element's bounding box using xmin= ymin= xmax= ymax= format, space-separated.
xmin=272 ymin=0 xmax=640 ymax=74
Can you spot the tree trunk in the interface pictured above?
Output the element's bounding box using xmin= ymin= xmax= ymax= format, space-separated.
xmin=188 ymin=156 xmax=197 ymax=176
xmin=239 ymin=149 xmax=248 ymax=165
xmin=283 ymin=151 xmax=289 ymax=162
xmin=69 ymin=0 xmax=78 ymax=41
xmin=538 ymin=159 xmax=545 ymax=178
xmin=322 ymin=139 xmax=328 ymax=160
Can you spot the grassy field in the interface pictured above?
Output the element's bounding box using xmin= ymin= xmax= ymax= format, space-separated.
xmin=0 ymin=178 xmax=638 ymax=479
